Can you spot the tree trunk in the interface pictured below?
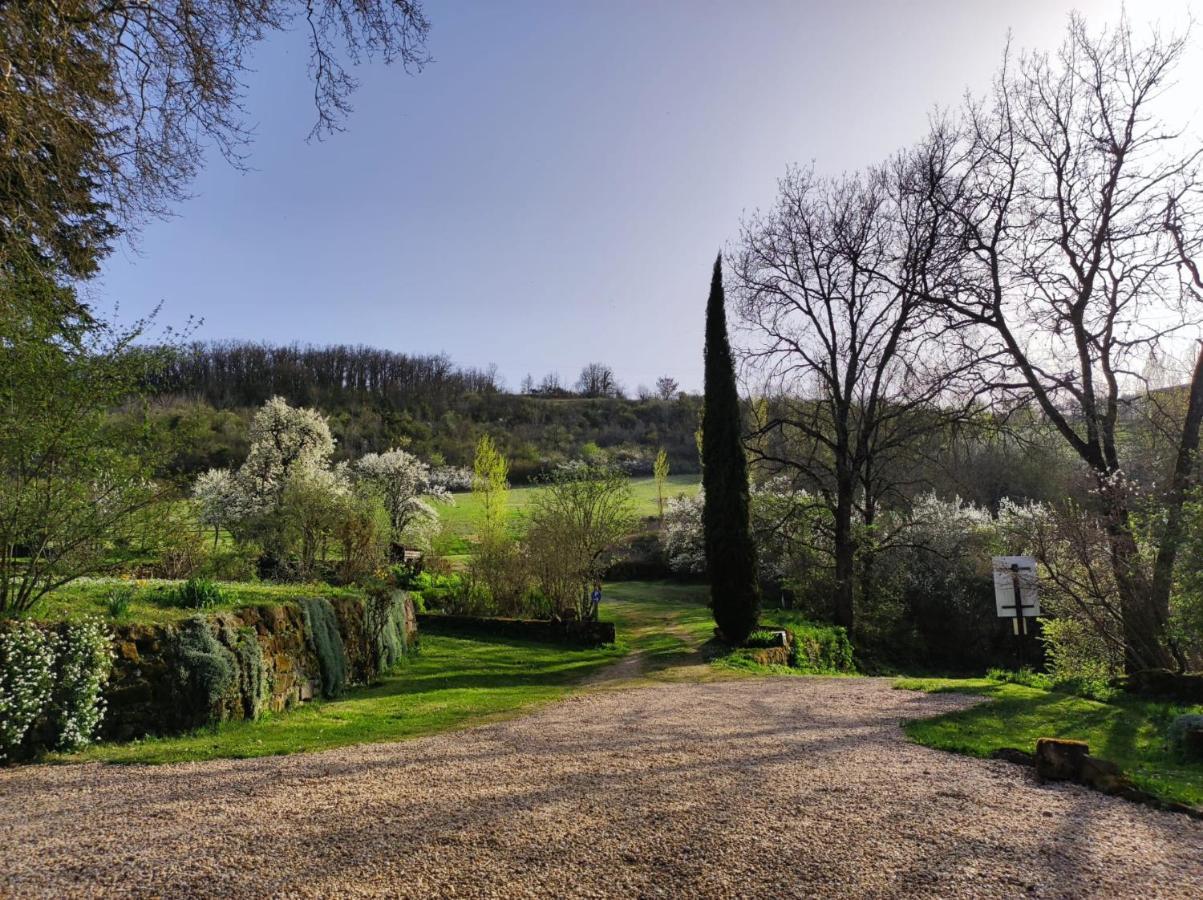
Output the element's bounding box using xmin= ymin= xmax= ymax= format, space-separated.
xmin=833 ymin=482 xmax=856 ymax=632
xmin=1100 ymin=494 xmax=1174 ymax=673
xmin=1148 ymin=345 xmax=1203 ymax=671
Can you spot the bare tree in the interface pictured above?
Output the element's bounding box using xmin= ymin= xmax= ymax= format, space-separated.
xmin=655 ymin=376 xmax=680 ymax=400
xmin=920 ymin=15 xmax=1203 ymax=670
xmin=576 ymin=362 xmax=621 ymax=398
xmin=732 ymin=165 xmax=973 ymax=632
xmin=538 ymin=371 xmax=565 ymax=395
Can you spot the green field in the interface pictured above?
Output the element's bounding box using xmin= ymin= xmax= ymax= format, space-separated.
xmin=433 ymin=474 xmax=699 ymax=549
xmin=896 ymin=677 xmax=1203 ymax=808
xmin=56 ymin=580 xmax=717 ymax=765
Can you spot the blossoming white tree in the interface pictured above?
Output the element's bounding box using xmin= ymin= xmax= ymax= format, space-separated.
xmin=237 ymin=396 xmax=336 ymax=510
xmin=192 ymin=398 xmax=451 ymax=575
xmin=353 ymin=449 xmax=450 ymax=542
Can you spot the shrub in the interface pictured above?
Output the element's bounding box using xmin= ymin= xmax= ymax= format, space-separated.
xmin=0 ymin=624 xmax=57 ymax=761
xmin=1040 ymin=616 xmax=1122 ymax=687
xmin=787 ymin=623 xmax=855 ymax=673
xmin=365 ymin=589 xmax=412 ymax=674
xmin=219 ymin=622 xmax=270 ymax=720
xmin=52 ymin=619 xmax=114 ymax=751
xmin=299 ymin=597 xmax=348 ymax=698
xmin=170 ymin=617 xmax=237 ymax=726
xmin=202 ymin=546 xmax=260 ymax=582
xmin=171 ymin=577 xmax=225 ymax=610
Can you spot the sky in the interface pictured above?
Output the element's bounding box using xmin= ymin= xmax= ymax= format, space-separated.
xmin=93 ymin=0 xmax=1201 ymax=394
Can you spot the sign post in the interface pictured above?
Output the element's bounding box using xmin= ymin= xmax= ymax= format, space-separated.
xmin=992 ymin=556 xmax=1040 ymax=667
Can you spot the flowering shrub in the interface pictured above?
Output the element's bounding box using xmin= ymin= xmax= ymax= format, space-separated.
xmin=0 ymin=619 xmax=113 ymax=760
xmin=662 ymin=493 xmax=705 ymax=575
xmin=52 ymin=620 xmax=114 ymax=751
xmin=0 ymin=624 xmax=56 ymax=761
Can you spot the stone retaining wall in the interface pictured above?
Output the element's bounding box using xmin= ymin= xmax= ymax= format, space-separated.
xmin=104 ymin=592 xmax=418 ymax=741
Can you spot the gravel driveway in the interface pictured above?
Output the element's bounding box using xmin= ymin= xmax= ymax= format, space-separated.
xmin=2 ymin=677 xmax=1201 ymax=898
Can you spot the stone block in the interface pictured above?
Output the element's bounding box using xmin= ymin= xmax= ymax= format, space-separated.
xmin=1035 ymin=738 xmax=1089 ymax=781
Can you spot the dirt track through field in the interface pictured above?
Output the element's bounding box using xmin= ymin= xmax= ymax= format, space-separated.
xmin=2 ymin=677 xmax=1201 ymax=898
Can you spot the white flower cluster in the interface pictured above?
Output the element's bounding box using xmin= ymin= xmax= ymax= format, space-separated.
xmin=53 ymin=619 xmax=115 ymax=752
xmin=0 ymin=618 xmax=113 ymax=759
xmin=0 ymin=624 xmax=56 ymax=760
xmin=353 ymin=449 xmax=451 ymax=534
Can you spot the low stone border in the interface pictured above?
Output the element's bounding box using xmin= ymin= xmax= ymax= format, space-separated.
xmin=417 ymin=613 xmax=615 ymax=647
xmin=989 ymin=738 xmax=1203 ymax=820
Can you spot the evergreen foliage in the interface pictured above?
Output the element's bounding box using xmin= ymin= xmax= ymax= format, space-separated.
xmin=219 ymin=623 xmax=270 ymax=720
xmin=366 ymin=590 xmax=412 ymax=673
xmin=299 ymin=597 xmax=349 ymax=698
xmin=701 ymin=256 xmax=760 ymax=643
xmin=170 ymin=617 xmax=236 ymax=726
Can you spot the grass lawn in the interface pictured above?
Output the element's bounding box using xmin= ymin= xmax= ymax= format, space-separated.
xmin=26 ymin=578 xmax=362 ymax=626
xmin=55 ymin=580 xmax=717 ymax=765
xmin=896 ymin=677 xmax=1203 ymax=809
xmin=433 ymin=474 xmax=699 ymax=551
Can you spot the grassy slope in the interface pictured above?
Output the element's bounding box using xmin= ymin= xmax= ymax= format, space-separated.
xmin=896 ymin=677 xmax=1203 ymax=808
xmin=56 ymin=580 xmax=716 ymax=765
xmin=27 ymin=579 xmax=363 ymax=626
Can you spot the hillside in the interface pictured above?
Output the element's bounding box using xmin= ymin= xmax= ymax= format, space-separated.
xmin=125 ymin=341 xmax=702 ymax=483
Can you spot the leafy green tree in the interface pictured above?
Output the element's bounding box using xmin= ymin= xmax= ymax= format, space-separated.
xmin=702 ymin=255 xmax=759 ymax=643
xmin=525 ymin=464 xmax=635 ymax=619
xmin=0 ymin=268 xmax=165 ymax=616
xmin=654 ymin=448 xmax=670 ymax=519
xmin=472 ymin=434 xmax=510 ymax=541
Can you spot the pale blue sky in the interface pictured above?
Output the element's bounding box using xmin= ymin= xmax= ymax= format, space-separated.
xmin=94 ymin=0 xmax=1198 ymax=392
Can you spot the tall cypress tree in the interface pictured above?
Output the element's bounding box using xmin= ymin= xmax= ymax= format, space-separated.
xmin=702 ymin=254 xmax=760 ymax=643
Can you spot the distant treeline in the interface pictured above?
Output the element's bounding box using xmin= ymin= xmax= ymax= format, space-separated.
xmin=140 ymin=341 xmax=502 ymax=412
xmin=127 ymin=341 xmax=702 ymax=485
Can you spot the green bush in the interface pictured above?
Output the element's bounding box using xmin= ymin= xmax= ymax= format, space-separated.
xmin=170 ymin=617 xmax=236 ymax=726
xmin=744 ymin=629 xmax=784 ymax=649
xmin=202 ymin=546 xmax=260 ymax=582
xmin=1168 ymin=714 xmax=1203 ymax=761
xmin=299 ymin=597 xmax=348 ymax=698
xmin=105 ymin=586 xmax=134 ymax=619
xmin=170 ymin=577 xmax=225 ymax=611
xmin=787 ymin=623 xmax=855 ymax=673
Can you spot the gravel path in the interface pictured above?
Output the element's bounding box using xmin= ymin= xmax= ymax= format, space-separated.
xmin=2 ymin=677 xmax=1201 ymax=898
